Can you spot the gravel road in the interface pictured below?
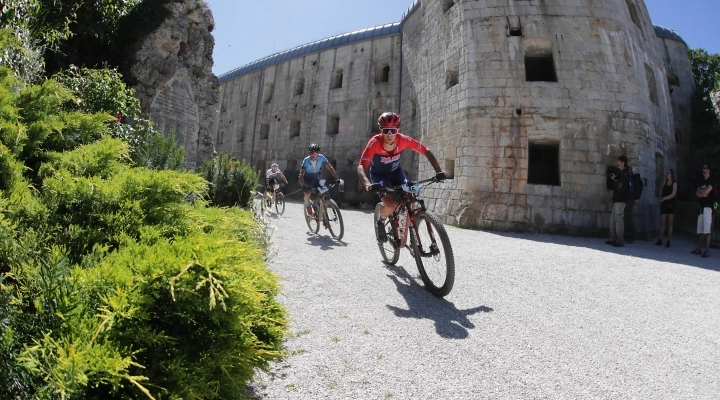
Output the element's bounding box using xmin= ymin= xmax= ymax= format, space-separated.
xmin=248 ymin=200 xmax=720 ymax=400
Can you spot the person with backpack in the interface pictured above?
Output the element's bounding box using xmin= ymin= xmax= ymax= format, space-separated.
xmin=691 ymin=164 xmax=714 ymax=258
xmin=606 ymin=156 xmax=631 ymax=247
xmin=655 ymin=168 xmax=677 ymax=248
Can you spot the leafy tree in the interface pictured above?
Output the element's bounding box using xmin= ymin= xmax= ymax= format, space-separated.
xmin=688 ymin=48 xmax=720 ymax=142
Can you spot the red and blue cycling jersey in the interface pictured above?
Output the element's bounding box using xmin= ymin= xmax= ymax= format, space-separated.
xmin=359 ymin=133 xmax=427 ymax=174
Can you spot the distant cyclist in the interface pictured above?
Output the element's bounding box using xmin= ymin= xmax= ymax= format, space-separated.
xmin=357 ymin=112 xmax=445 ymax=242
xmin=300 ymin=143 xmax=339 ymax=216
xmin=266 ymin=162 xmax=288 ymax=192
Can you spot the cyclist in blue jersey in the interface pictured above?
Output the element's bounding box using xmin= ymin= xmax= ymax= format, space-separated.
xmin=299 ymin=143 xmax=339 ymax=216
xmin=357 ymin=112 xmax=445 ymax=242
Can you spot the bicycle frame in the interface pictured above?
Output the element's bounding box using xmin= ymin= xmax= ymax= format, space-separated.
xmin=385 ymin=178 xmax=437 ymax=252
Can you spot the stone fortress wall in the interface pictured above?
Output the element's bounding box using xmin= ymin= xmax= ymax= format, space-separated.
xmin=213 ymin=0 xmax=693 ymax=236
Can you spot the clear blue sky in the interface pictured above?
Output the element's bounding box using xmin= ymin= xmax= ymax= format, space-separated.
xmin=205 ymin=0 xmax=719 ymax=76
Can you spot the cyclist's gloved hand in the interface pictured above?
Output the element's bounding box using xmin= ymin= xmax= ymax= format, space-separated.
xmin=367 ymin=183 xmax=382 ymax=192
xmin=435 ymin=171 xmax=447 ymax=181
xmin=326 ymin=177 xmax=337 ymax=185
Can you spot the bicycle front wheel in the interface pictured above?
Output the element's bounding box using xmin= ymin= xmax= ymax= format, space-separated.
xmin=325 ymin=199 xmax=344 ymax=240
xmin=411 ymin=210 xmax=455 ymax=297
xmin=275 ymin=192 xmax=285 ymax=215
xmin=374 ymin=203 xmax=399 ymax=265
xmin=305 ymin=202 xmax=320 ymax=233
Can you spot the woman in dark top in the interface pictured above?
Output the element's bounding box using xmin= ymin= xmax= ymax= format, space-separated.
xmin=656 ymin=169 xmax=677 ymax=247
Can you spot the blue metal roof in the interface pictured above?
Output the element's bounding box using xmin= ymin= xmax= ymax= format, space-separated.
xmin=218 ymin=22 xmax=402 ymax=83
xmin=401 ymin=0 xmax=421 ymax=24
xmin=653 ymin=24 xmax=686 ymax=44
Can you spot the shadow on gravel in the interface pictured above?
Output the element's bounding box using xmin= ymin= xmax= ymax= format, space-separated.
xmin=382 ymin=263 xmax=493 ymax=339
xmin=305 ymin=234 xmax=347 ymax=251
xmin=486 ymin=231 xmax=720 ymax=272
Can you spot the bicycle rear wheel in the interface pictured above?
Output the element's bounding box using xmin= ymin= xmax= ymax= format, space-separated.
xmin=305 ymin=202 xmax=319 ymax=233
xmin=374 ymin=203 xmax=399 ymax=265
xmin=324 ymin=199 xmax=344 ymax=240
xmin=275 ymin=192 xmax=285 ymax=215
xmin=411 ymin=210 xmax=455 ymax=297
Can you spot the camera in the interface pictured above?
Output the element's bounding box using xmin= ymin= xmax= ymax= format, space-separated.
xmin=606 ymin=166 xmax=618 ymax=190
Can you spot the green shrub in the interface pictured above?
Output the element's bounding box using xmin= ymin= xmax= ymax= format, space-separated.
xmin=200 ymin=154 xmax=258 ymax=209
xmin=0 ymin=65 xmax=288 ymax=399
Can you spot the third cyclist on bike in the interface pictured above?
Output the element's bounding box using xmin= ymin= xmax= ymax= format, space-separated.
xmin=300 ymin=143 xmax=339 ymax=216
xmin=265 ymin=162 xmax=288 ymax=204
xmin=357 ymin=112 xmax=446 ymax=242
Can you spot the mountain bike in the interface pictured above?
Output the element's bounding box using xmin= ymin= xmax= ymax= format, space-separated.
xmin=264 ymin=182 xmax=285 ymax=215
xmin=373 ymin=177 xmax=455 ymax=297
xmin=304 ymin=180 xmax=344 ymax=240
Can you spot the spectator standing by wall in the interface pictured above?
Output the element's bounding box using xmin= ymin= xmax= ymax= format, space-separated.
xmin=624 ymin=163 xmax=636 ymax=243
xmin=655 ymin=168 xmax=677 ymax=248
xmin=691 ymin=164 xmax=714 ymax=258
xmin=607 ymin=156 xmax=631 ymax=247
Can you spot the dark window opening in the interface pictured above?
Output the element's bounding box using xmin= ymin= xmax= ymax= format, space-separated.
xmin=240 ymin=91 xmax=248 ymax=108
xmin=645 ymin=63 xmax=658 ymax=105
xmin=237 ymin=126 xmax=244 ymax=142
xmin=516 ymin=107 xmax=522 ymax=116
xmin=327 ymin=114 xmax=340 ymax=135
xmin=625 ymin=0 xmax=643 ymax=32
xmin=445 ymin=159 xmax=455 ymax=179
xmin=525 ymin=55 xmax=557 ymax=82
xmin=446 ymin=66 xmax=459 ymax=89
xmin=675 ymin=129 xmax=682 ymax=144
xmin=294 ymin=77 xmax=305 ymax=96
xmin=287 ymin=159 xmax=298 ymax=173
xmin=263 ymin=84 xmax=274 ymax=103
xmin=219 ymin=131 xmax=225 ymax=144
xmin=312 ymin=61 xmax=317 ymax=66
xmin=528 ymin=143 xmax=560 ymax=186
xmin=290 ymin=120 xmax=301 ymax=138
xmin=332 ymin=69 xmax=343 ymax=89
xmin=667 ymin=73 xmax=679 ymax=87
xmin=442 ymin=0 xmax=454 ymax=12
xmin=382 ymin=66 xmax=390 ymax=82
xmin=260 ymin=124 xmax=269 ymax=140
xmin=508 ymin=15 xmax=523 ymax=37
xmin=411 ymin=100 xmax=417 ymax=118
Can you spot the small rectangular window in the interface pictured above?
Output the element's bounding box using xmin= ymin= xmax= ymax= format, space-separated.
xmin=327 ymin=114 xmax=340 ymax=135
xmin=263 ymin=84 xmax=274 ymax=103
xmin=645 ymin=63 xmax=658 ymax=105
xmin=260 ymin=124 xmax=269 ymax=140
xmin=237 ymin=126 xmax=245 ymax=142
xmin=443 ymin=0 xmax=454 ymax=12
xmin=446 ymin=66 xmax=459 ymax=89
xmin=290 ymin=120 xmax=301 ymax=138
xmin=525 ymin=56 xmax=557 ymax=82
xmin=444 ymin=159 xmax=455 ymax=179
xmin=294 ymin=77 xmax=305 ymax=96
xmin=625 ymin=0 xmax=643 ymax=32
xmin=527 ymin=143 xmax=560 ymax=186
xmin=240 ymin=91 xmax=248 ymax=108
xmin=332 ymin=69 xmax=343 ymax=89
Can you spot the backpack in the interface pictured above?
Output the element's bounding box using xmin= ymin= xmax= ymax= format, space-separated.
xmin=631 ymin=173 xmax=643 ymax=200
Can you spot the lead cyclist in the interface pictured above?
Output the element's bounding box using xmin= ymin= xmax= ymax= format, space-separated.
xmin=357 ymin=112 xmax=446 ymax=243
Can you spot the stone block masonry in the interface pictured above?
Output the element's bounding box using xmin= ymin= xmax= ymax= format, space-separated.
xmin=212 ymin=0 xmax=692 ymax=237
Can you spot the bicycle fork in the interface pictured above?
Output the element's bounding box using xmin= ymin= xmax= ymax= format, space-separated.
xmin=412 ymin=218 xmax=441 ymax=258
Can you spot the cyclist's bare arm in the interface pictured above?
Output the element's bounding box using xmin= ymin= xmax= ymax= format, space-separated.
xmin=325 ymin=163 xmax=339 ymax=180
xmin=298 ymin=168 xmax=306 ymax=187
xmin=424 ymin=148 xmax=443 ymax=174
xmin=357 ymin=164 xmax=372 ymax=191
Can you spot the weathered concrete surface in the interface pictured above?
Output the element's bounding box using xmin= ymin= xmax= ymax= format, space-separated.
xmin=248 ymin=202 xmax=720 ymax=399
